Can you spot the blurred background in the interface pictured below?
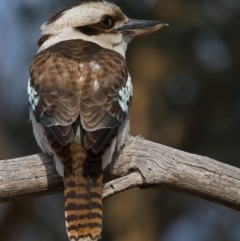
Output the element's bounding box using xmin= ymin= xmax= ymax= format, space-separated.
xmin=0 ymin=0 xmax=240 ymax=240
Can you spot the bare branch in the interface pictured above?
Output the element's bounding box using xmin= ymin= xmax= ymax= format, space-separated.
xmin=0 ymin=136 xmax=239 ymax=211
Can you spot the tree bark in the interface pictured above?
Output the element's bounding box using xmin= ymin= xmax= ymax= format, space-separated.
xmin=0 ymin=136 xmax=239 ymax=211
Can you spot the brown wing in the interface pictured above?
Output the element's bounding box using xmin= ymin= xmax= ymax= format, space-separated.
xmin=28 ymin=39 xmax=131 ymax=152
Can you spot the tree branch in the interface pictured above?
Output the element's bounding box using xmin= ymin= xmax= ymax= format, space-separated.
xmin=0 ymin=136 xmax=239 ymax=211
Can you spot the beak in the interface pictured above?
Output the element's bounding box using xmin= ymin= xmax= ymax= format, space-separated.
xmin=116 ymin=18 xmax=168 ymax=38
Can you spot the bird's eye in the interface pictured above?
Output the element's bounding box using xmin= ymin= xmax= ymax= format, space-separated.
xmin=100 ymin=15 xmax=114 ymax=28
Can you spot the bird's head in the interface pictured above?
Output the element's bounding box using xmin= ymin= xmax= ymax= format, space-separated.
xmin=38 ymin=1 xmax=168 ymax=57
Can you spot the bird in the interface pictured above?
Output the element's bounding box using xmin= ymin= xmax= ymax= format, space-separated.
xmin=27 ymin=1 xmax=167 ymax=241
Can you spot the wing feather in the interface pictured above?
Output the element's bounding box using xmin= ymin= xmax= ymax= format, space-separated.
xmin=29 ymin=39 xmax=132 ymax=152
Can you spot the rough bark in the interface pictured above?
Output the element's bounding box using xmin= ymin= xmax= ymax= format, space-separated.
xmin=0 ymin=136 xmax=239 ymax=211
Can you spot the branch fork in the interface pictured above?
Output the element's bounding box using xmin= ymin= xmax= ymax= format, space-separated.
xmin=0 ymin=136 xmax=239 ymax=211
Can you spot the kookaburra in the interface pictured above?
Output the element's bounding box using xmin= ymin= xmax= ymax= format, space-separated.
xmin=28 ymin=1 xmax=167 ymax=241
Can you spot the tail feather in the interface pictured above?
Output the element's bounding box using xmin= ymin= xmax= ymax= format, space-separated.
xmin=47 ymin=132 xmax=103 ymax=241
xmin=64 ymin=143 xmax=103 ymax=241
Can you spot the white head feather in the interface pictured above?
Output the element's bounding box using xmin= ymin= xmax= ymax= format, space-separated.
xmin=38 ymin=1 xmax=129 ymax=57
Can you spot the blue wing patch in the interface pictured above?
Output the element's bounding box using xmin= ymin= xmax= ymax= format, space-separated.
xmin=27 ymin=79 xmax=39 ymax=112
xmin=117 ymin=74 xmax=133 ymax=112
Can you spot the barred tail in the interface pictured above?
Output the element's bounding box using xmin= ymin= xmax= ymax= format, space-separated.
xmin=63 ymin=143 xmax=103 ymax=241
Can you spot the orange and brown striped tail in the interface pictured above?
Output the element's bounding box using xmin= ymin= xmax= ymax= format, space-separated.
xmin=47 ymin=130 xmax=103 ymax=241
xmin=63 ymin=143 xmax=103 ymax=241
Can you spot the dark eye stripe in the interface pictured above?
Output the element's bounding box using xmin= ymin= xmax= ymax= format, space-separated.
xmin=75 ymin=26 xmax=100 ymax=36
xmin=75 ymin=16 xmax=115 ymax=36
